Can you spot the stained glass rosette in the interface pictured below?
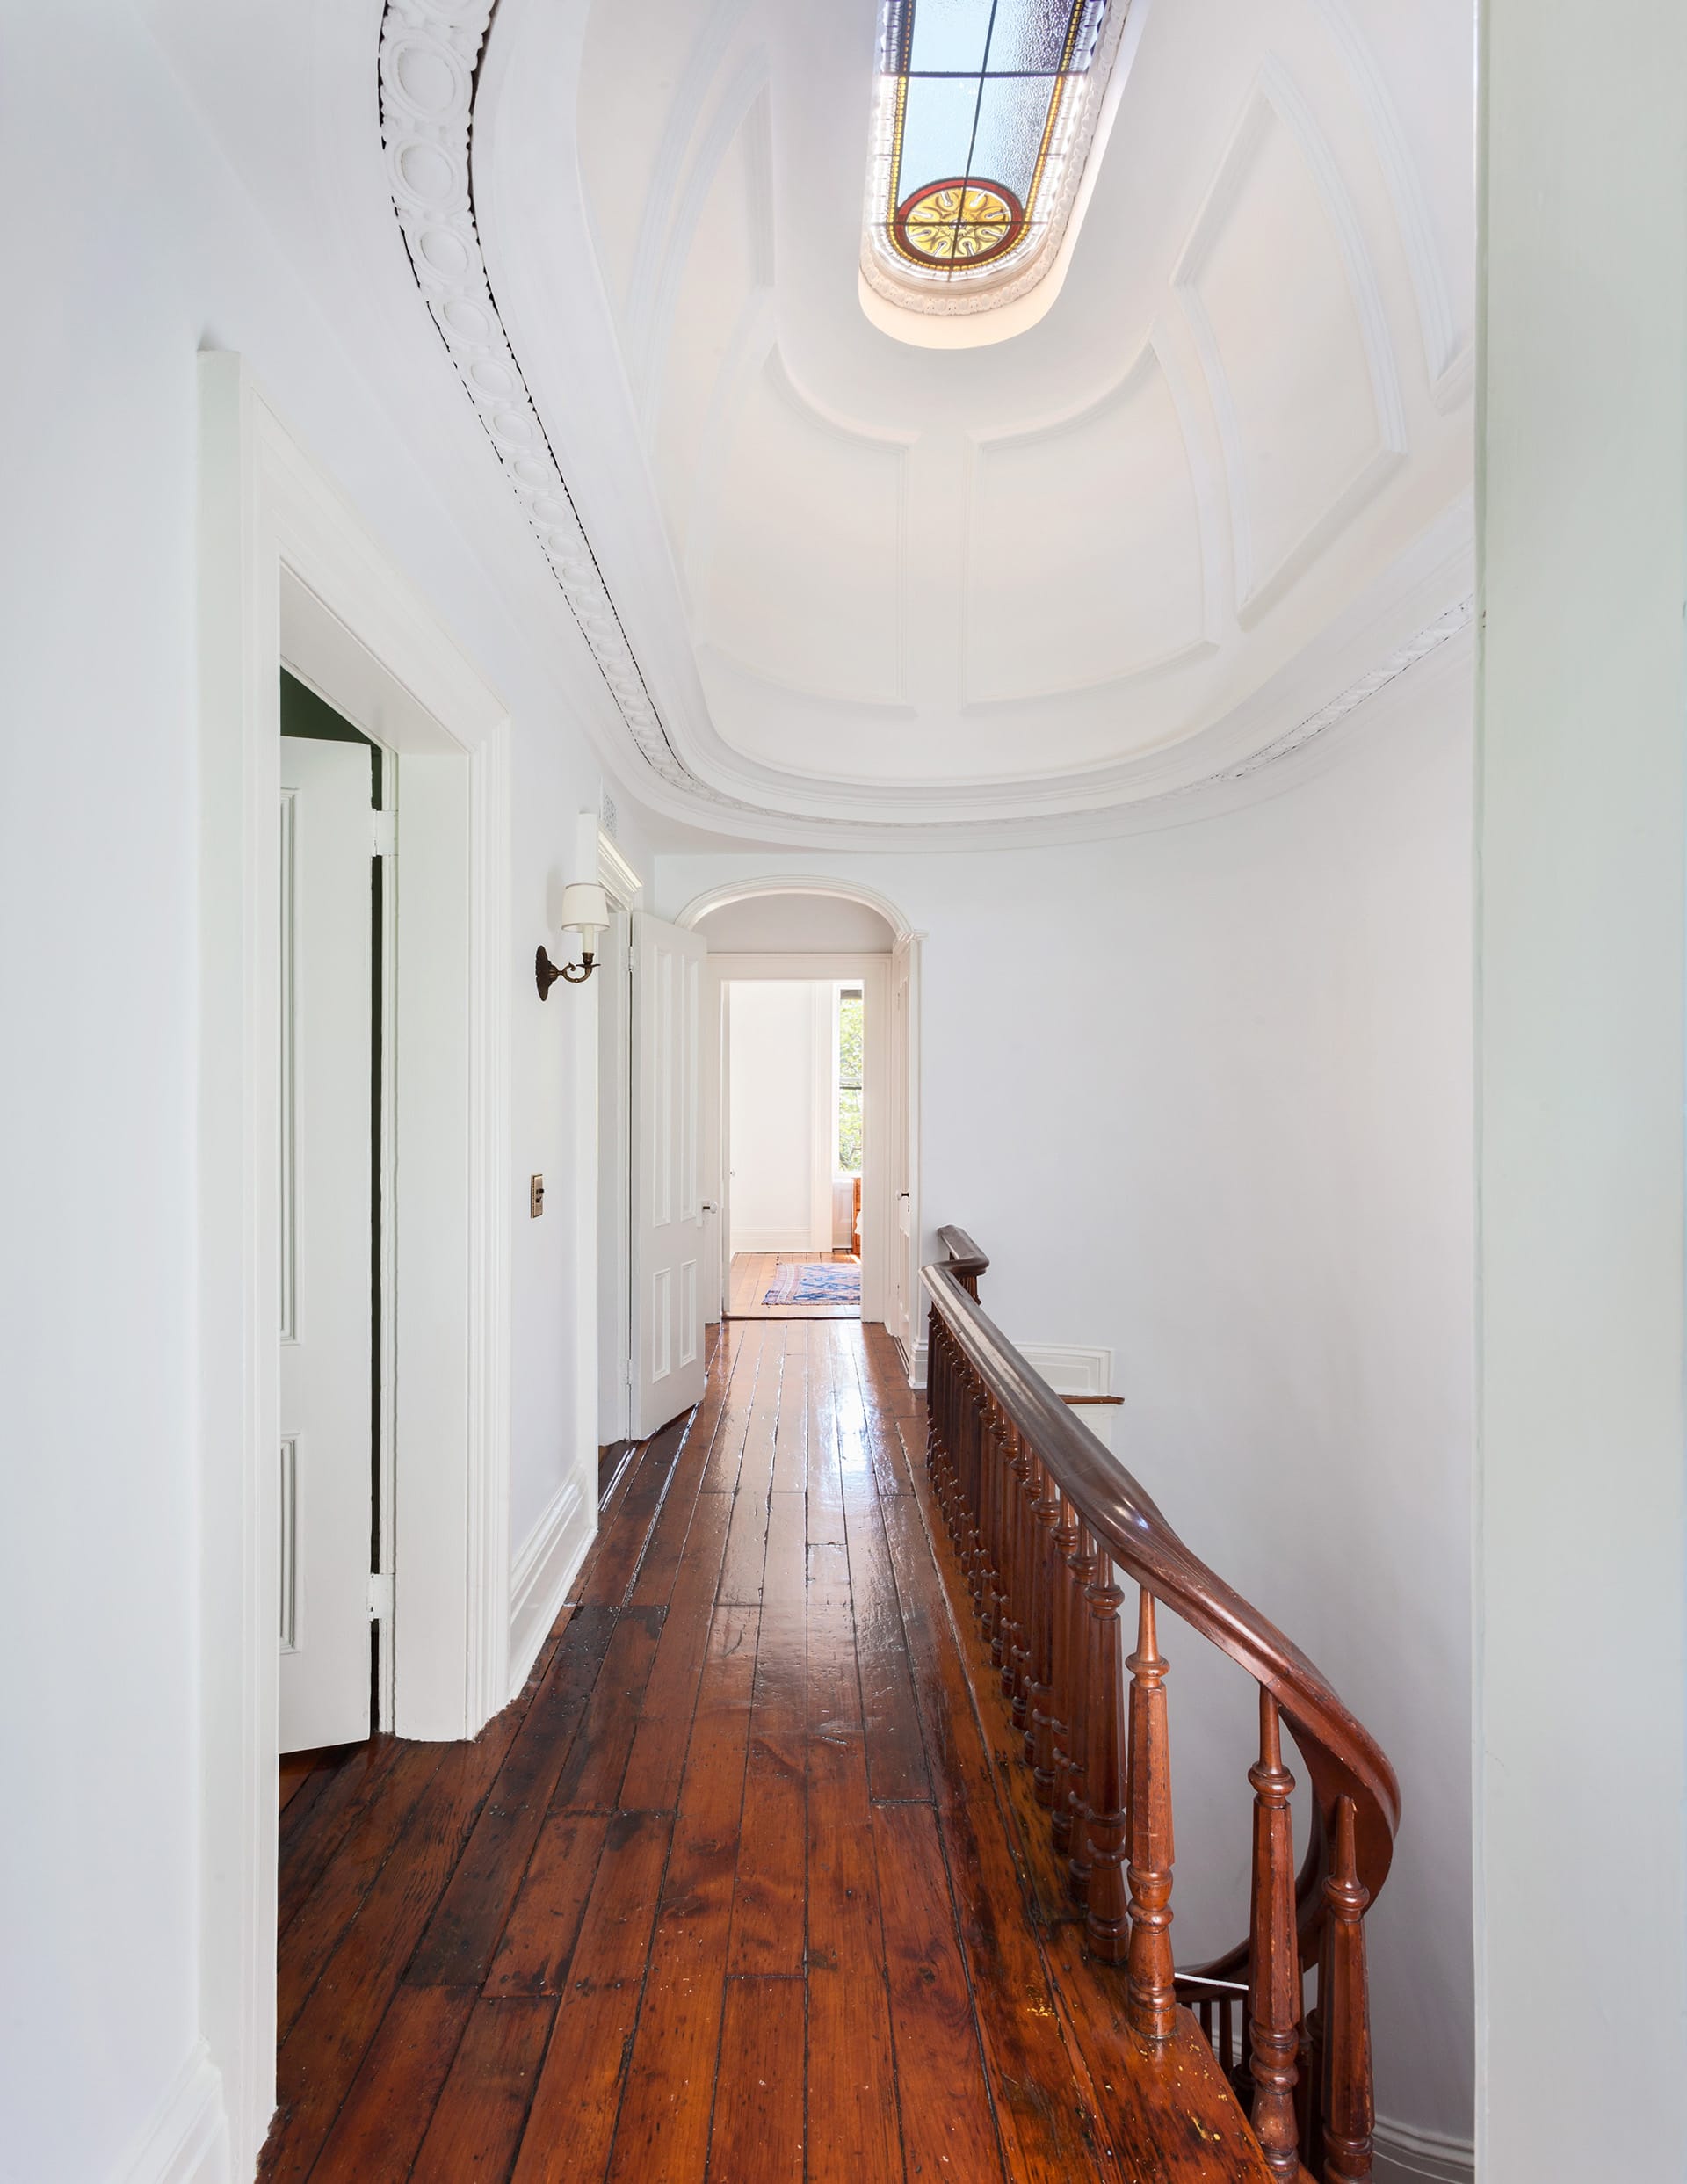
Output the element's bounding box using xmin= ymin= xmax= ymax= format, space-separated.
xmin=862 ymin=0 xmax=1121 ymax=316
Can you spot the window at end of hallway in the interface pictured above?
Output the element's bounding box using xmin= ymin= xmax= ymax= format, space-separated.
xmin=836 ymin=984 xmax=864 ymax=1175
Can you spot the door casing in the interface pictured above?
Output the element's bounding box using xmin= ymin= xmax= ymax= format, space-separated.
xmin=703 ymin=952 xmax=898 ymax=1327
xmin=198 ymin=354 xmax=513 ymax=2175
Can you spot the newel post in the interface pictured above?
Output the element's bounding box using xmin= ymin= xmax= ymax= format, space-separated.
xmin=1125 ymin=1587 xmax=1177 ymax=2037
xmin=1247 ymin=1689 xmax=1301 ymax=2179
xmin=1321 ymin=1796 xmax=1375 ymax=2184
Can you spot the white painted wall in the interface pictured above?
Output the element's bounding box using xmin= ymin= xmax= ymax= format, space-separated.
xmin=728 ymin=982 xmax=831 ymax=1254
xmin=660 ymin=650 xmax=1476 ymax=2155
xmin=1477 ymin=3 xmax=1687 ymax=2174
xmin=699 ymin=895 xmax=895 ymax=951
xmin=0 ymin=8 xmax=637 ymax=2173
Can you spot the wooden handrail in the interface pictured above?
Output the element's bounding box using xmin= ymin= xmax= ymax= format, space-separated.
xmin=922 ymin=1230 xmax=1398 ymax=2184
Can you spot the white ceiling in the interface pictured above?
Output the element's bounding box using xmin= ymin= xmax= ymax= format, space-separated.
xmin=148 ymin=0 xmax=1475 ymax=846
xmin=450 ymin=0 xmax=1474 ymax=836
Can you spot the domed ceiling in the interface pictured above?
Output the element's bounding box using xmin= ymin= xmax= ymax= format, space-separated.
xmin=377 ymin=0 xmax=1473 ymax=841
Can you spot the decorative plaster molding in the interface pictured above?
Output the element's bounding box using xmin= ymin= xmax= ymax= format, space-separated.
xmin=1306 ymin=0 xmax=1469 ymax=396
xmin=1217 ymin=594 xmax=1472 ymax=782
xmin=377 ymin=1 xmax=1468 ymax=843
xmin=378 ymin=2 xmax=699 ymax=798
xmin=1174 ymin=63 xmax=1408 ymax=628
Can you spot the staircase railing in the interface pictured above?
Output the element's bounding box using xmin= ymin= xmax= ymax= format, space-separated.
xmin=923 ymin=1226 xmax=1399 ymax=2184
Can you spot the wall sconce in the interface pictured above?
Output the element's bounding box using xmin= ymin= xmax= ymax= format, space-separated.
xmin=536 ymin=881 xmax=611 ymax=999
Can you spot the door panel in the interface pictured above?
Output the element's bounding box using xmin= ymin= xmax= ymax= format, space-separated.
xmin=889 ymin=937 xmax=915 ymax=1357
xmin=279 ymin=736 xmax=373 ymax=1753
xmin=632 ymin=913 xmax=708 ymax=1435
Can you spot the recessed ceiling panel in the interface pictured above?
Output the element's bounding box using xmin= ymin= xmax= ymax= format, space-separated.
xmin=696 ymin=360 xmax=909 ymax=705
xmin=966 ymin=352 xmax=1210 ymax=701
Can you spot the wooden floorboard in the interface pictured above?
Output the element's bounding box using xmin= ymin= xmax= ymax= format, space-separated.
xmin=264 ymin=1318 xmax=1273 ymax=2184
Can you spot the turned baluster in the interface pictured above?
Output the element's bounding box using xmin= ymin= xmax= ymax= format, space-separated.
xmin=923 ymin=1307 xmax=944 ymax=1489
xmin=1125 ymin=1587 xmax=1176 ymax=2034
xmin=1009 ymin=1438 xmax=1039 ymax=1729
xmin=1048 ymin=1489 xmax=1081 ymax=1851
xmin=1248 ymin=1689 xmax=1301 ymax=2179
xmin=1082 ymin=1555 xmax=1129 ymax=1962
xmin=1063 ymin=1519 xmax=1096 ymax=1901
xmin=1003 ymin=1428 xmax=1031 ymax=1713
xmin=1321 ymin=1796 xmax=1374 ymax=2184
xmin=961 ymin=1377 xmax=987 ymax=1603
xmin=988 ymin=1409 xmax=1011 ymax=1672
xmin=1026 ymin=1456 xmax=1061 ymax=1796
xmin=935 ymin=1324 xmax=959 ymax=1525
xmin=975 ymin=1398 xmax=1001 ymax=1653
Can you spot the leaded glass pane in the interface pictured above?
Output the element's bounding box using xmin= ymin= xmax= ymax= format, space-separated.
xmin=862 ymin=0 xmax=1122 ymax=313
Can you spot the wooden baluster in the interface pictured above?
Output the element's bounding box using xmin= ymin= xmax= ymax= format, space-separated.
xmin=1248 ymin=1689 xmax=1301 ymax=2179
xmin=1301 ymin=1890 xmax=1331 ymax=2177
xmin=1027 ymin=1460 xmax=1061 ymax=1797
xmin=923 ymin=1308 xmax=944 ymax=1491
xmin=961 ymin=1379 xmax=984 ymax=1600
xmin=921 ymin=1310 xmax=946 ymax=1520
xmin=995 ymin=1424 xmax=1022 ymax=1699
xmin=1005 ymin=1429 xmax=1033 ymax=1716
xmin=1064 ymin=1520 xmax=1096 ymax=1902
xmin=1048 ymin=1489 xmax=1080 ymax=1851
xmin=1082 ymin=1554 xmax=1128 ymax=1963
xmin=1321 ymin=1796 xmax=1374 ymax=2184
xmin=1125 ymin=1587 xmax=1176 ymax=2035
xmin=975 ymin=1399 xmax=1000 ymax=1653
xmin=988 ymin=1406 xmax=1011 ymax=1672
xmin=1011 ymin=1442 xmax=1040 ymax=1731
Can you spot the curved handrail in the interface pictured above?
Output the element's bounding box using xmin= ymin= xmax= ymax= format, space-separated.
xmin=934 ymin=1223 xmax=988 ymax=1287
xmin=923 ymin=1237 xmax=1400 ymax=1954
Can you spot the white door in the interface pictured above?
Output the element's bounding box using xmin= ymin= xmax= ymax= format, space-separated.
xmin=279 ymin=737 xmax=373 ymax=1752
xmin=632 ymin=913 xmax=708 ymax=1435
xmin=888 ymin=938 xmax=915 ymax=1357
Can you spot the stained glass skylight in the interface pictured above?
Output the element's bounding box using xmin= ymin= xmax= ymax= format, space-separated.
xmin=861 ymin=0 xmax=1127 ymax=321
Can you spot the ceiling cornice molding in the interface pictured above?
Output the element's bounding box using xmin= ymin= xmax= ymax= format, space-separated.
xmin=376 ymin=0 xmax=1472 ymax=849
xmin=377 ymin=0 xmax=729 ymax=805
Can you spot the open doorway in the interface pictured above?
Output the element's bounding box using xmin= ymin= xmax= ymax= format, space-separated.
xmin=723 ymin=977 xmax=864 ymax=1320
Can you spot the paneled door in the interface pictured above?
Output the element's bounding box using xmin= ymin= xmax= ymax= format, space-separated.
xmin=888 ymin=935 xmax=916 ymax=1360
xmin=631 ymin=912 xmax=709 ymax=1436
xmin=278 ymin=736 xmax=373 ymax=1752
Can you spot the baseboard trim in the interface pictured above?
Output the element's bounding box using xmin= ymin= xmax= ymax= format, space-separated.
xmin=118 ymin=2041 xmax=228 ymax=2184
xmin=1373 ymin=2117 xmax=1474 ymax=2182
xmin=730 ymin=1228 xmax=831 ymax=1254
xmin=507 ymin=1474 xmax=591 ymax=1702
xmin=908 ymin=1337 xmax=1112 ymax=1399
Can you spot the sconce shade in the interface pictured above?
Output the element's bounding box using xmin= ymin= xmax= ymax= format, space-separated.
xmin=560 ymin=881 xmax=611 ymax=943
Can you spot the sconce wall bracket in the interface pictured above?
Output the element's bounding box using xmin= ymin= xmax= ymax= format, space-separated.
xmin=536 ymin=945 xmax=597 ymax=1000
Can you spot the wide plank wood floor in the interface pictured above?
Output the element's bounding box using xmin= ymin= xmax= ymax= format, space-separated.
xmin=727 ymin=1251 xmax=859 ymax=1320
xmin=263 ymin=1319 xmax=1271 ymax=2184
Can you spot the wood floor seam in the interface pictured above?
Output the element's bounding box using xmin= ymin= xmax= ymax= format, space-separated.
xmin=267 ymin=1317 xmax=1276 ymax=2184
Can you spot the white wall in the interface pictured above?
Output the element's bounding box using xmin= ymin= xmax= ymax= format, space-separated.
xmin=1477 ymin=2 xmax=1687 ymax=2174
xmin=699 ymin=895 xmax=895 ymax=951
xmin=660 ymin=653 xmax=1476 ymax=2153
xmin=0 ymin=7 xmax=630 ymax=2173
xmin=728 ymin=982 xmax=831 ymax=1254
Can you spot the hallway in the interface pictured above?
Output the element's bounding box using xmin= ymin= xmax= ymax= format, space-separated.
xmin=262 ymin=1319 xmax=1265 ymax=2183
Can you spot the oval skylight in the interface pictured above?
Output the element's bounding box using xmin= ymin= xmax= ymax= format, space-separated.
xmin=861 ymin=0 xmax=1130 ymax=330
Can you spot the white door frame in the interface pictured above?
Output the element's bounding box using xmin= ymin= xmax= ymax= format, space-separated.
xmin=706 ymin=953 xmax=895 ymax=1324
xmin=581 ymin=816 xmax=643 ymax=1448
xmin=197 ymin=354 xmax=512 ymax=2175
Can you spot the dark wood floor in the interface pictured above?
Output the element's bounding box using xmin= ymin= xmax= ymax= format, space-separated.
xmin=263 ymin=1319 xmax=1269 ymax=2183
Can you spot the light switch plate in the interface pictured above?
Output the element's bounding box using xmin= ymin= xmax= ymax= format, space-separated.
xmin=530 ymin=1174 xmax=545 ymax=1217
